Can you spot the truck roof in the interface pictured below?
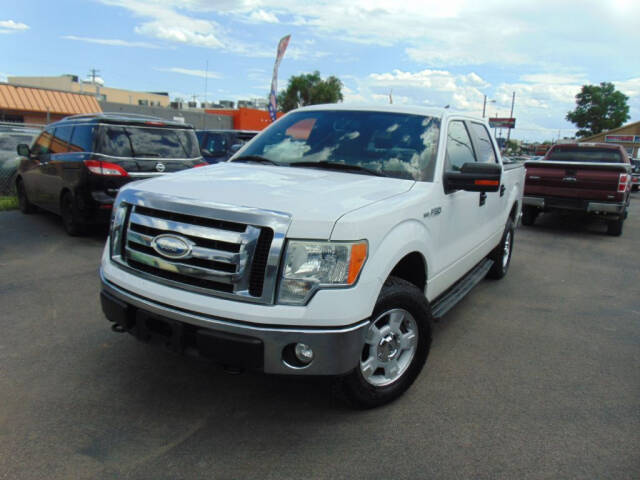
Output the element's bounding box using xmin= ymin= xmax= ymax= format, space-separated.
xmin=558 ymin=142 xmax=622 ymax=150
xmin=294 ymin=103 xmax=483 ymax=123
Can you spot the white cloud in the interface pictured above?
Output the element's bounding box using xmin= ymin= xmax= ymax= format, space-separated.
xmin=156 ymin=67 xmax=222 ymax=79
xmin=0 ymin=20 xmax=29 ymax=34
xmin=62 ymin=35 xmax=161 ymax=48
xmin=247 ymin=9 xmax=279 ymax=23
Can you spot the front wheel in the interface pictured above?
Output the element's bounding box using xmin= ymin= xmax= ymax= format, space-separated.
xmin=16 ymin=179 xmax=36 ymax=214
xmin=337 ymin=276 xmax=432 ymax=409
xmin=487 ymin=219 xmax=514 ymax=279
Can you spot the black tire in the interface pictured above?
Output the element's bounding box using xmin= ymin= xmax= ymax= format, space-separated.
xmin=521 ymin=206 xmax=537 ymax=226
xmin=337 ymin=276 xmax=432 ymax=409
xmin=60 ymin=191 xmax=84 ymax=236
xmin=606 ymin=217 xmax=624 ymax=236
xmin=487 ymin=219 xmax=514 ymax=279
xmin=16 ymin=178 xmax=36 ymax=214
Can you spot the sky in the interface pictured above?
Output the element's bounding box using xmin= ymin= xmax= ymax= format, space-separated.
xmin=1 ymin=0 xmax=639 ymax=142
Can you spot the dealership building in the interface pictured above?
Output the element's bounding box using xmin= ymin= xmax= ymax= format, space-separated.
xmin=579 ymin=120 xmax=640 ymax=157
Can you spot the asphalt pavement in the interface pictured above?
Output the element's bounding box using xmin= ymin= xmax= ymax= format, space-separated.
xmin=1 ymin=195 xmax=639 ymax=480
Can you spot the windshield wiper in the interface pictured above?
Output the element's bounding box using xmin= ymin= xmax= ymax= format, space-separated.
xmin=231 ymin=155 xmax=280 ymax=165
xmin=290 ymin=161 xmax=387 ymax=177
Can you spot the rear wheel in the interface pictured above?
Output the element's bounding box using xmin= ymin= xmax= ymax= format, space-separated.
xmin=487 ymin=219 xmax=514 ymax=279
xmin=60 ymin=192 xmax=84 ymax=236
xmin=606 ymin=217 xmax=624 ymax=236
xmin=16 ymin=179 xmax=36 ymax=214
xmin=337 ymin=277 xmax=432 ymax=409
xmin=521 ymin=206 xmax=538 ymax=226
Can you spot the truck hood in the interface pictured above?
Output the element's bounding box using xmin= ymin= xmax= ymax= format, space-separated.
xmin=122 ymin=162 xmax=415 ymax=238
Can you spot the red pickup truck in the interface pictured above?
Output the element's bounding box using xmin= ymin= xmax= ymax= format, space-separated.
xmin=522 ymin=143 xmax=632 ymax=236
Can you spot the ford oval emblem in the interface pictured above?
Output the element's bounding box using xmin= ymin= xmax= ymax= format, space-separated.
xmin=151 ymin=234 xmax=192 ymax=259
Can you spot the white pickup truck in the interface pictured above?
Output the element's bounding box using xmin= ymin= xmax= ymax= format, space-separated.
xmin=100 ymin=105 xmax=524 ymax=407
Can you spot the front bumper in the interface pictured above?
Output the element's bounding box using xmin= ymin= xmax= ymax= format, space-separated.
xmin=523 ymin=195 xmax=626 ymax=215
xmin=100 ymin=271 xmax=369 ymax=376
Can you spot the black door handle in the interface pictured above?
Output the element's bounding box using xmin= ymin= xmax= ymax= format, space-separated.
xmin=500 ymin=184 xmax=506 ymax=197
xmin=479 ymin=192 xmax=487 ymax=206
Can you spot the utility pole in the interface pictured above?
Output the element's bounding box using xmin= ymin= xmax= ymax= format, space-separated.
xmin=482 ymin=95 xmax=487 ymax=118
xmin=506 ymin=91 xmax=516 ymax=145
xmin=89 ymin=68 xmax=101 ymax=101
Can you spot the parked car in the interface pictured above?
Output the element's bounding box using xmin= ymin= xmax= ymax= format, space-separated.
xmin=100 ymin=105 xmax=525 ymax=408
xmin=522 ymin=143 xmax=632 ymax=235
xmin=196 ymin=129 xmax=258 ymax=163
xmin=15 ymin=113 xmax=205 ymax=235
xmin=631 ymin=158 xmax=639 ymax=191
xmin=0 ymin=128 xmax=40 ymax=194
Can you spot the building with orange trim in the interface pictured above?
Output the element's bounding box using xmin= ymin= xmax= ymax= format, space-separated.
xmin=0 ymin=83 xmax=102 ymax=124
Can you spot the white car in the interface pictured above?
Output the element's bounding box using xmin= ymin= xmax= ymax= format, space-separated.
xmin=100 ymin=104 xmax=524 ymax=407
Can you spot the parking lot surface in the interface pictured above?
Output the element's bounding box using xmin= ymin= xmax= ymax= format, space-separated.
xmin=1 ymin=196 xmax=639 ymax=480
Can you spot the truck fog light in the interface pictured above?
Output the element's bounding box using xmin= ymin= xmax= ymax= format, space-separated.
xmin=294 ymin=343 xmax=314 ymax=364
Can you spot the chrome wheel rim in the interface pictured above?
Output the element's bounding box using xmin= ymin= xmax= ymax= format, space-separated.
xmin=360 ymin=308 xmax=418 ymax=387
xmin=502 ymin=231 xmax=511 ymax=269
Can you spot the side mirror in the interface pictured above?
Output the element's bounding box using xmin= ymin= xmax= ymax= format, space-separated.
xmin=17 ymin=144 xmax=31 ymax=157
xmin=230 ymin=143 xmax=243 ymax=153
xmin=444 ymin=162 xmax=502 ymax=193
xmin=200 ymin=148 xmax=212 ymax=157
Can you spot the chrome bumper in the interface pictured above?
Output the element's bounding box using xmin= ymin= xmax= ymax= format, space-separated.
xmin=586 ymin=202 xmax=626 ymax=214
xmin=523 ymin=196 xmax=545 ymax=208
xmin=100 ymin=272 xmax=369 ymax=376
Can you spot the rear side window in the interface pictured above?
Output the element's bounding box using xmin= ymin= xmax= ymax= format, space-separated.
xmin=547 ymin=146 xmax=623 ymax=163
xmin=50 ymin=125 xmax=73 ymax=154
xmin=70 ymin=125 xmax=96 ymax=152
xmin=445 ymin=121 xmax=476 ymax=171
xmin=99 ymin=125 xmax=200 ymax=158
xmin=470 ymin=123 xmax=498 ymax=163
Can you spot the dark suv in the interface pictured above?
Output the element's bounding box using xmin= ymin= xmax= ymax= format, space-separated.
xmin=196 ymin=129 xmax=258 ymax=163
xmin=15 ymin=113 xmax=205 ymax=235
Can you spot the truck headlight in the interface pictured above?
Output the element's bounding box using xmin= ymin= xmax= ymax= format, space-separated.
xmin=277 ymin=240 xmax=368 ymax=305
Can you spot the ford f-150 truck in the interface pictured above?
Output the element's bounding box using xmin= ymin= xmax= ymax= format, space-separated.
xmin=100 ymin=105 xmax=524 ymax=407
xmin=522 ymin=143 xmax=632 ymax=235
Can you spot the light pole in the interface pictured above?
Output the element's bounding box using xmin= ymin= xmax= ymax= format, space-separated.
xmin=482 ymin=95 xmax=496 ymax=118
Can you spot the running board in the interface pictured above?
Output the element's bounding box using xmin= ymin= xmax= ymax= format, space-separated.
xmin=431 ymin=258 xmax=493 ymax=320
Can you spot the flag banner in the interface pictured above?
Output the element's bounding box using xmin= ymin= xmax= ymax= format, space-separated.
xmin=268 ymin=34 xmax=291 ymax=121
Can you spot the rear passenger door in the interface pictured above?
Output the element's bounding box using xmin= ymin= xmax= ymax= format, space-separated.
xmin=468 ymin=122 xmax=505 ymax=240
xmin=437 ymin=120 xmax=485 ymax=284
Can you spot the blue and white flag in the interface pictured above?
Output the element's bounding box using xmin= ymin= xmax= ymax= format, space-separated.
xmin=268 ymin=35 xmax=291 ymax=121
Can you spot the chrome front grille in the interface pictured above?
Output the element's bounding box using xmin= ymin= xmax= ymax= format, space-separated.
xmin=110 ymin=189 xmax=290 ymax=304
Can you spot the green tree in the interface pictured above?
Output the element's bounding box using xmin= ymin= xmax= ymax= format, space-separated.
xmin=566 ymin=82 xmax=630 ymax=137
xmin=277 ymin=71 xmax=343 ymax=113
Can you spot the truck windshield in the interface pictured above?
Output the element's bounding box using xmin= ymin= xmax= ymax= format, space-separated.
xmin=547 ymin=146 xmax=623 ymax=163
xmin=235 ymin=110 xmax=441 ymax=181
xmin=100 ymin=125 xmax=200 ymax=159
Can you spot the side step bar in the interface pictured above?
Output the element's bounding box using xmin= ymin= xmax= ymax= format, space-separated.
xmin=431 ymin=258 xmax=493 ymax=320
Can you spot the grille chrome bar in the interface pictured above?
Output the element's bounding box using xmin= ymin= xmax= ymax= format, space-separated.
xmin=129 ymin=212 xmax=248 ymax=245
xmin=110 ymin=189 xmax=291 ymax=304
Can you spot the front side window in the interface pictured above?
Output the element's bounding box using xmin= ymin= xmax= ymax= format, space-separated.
xmin=32 ymin=128 xmax=54 ymax=156
xmin=99 ymin=125 xmax=200 ymax=159
xmin=470 ymin=122 xmax=497 ymax=163
xmin=201 ymin=133 xmax=228 ymax=156
xmin=237 ymin=110 xmax=441 ymax=181
xmin=445 ymin=121 xmax=476 ymax=171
